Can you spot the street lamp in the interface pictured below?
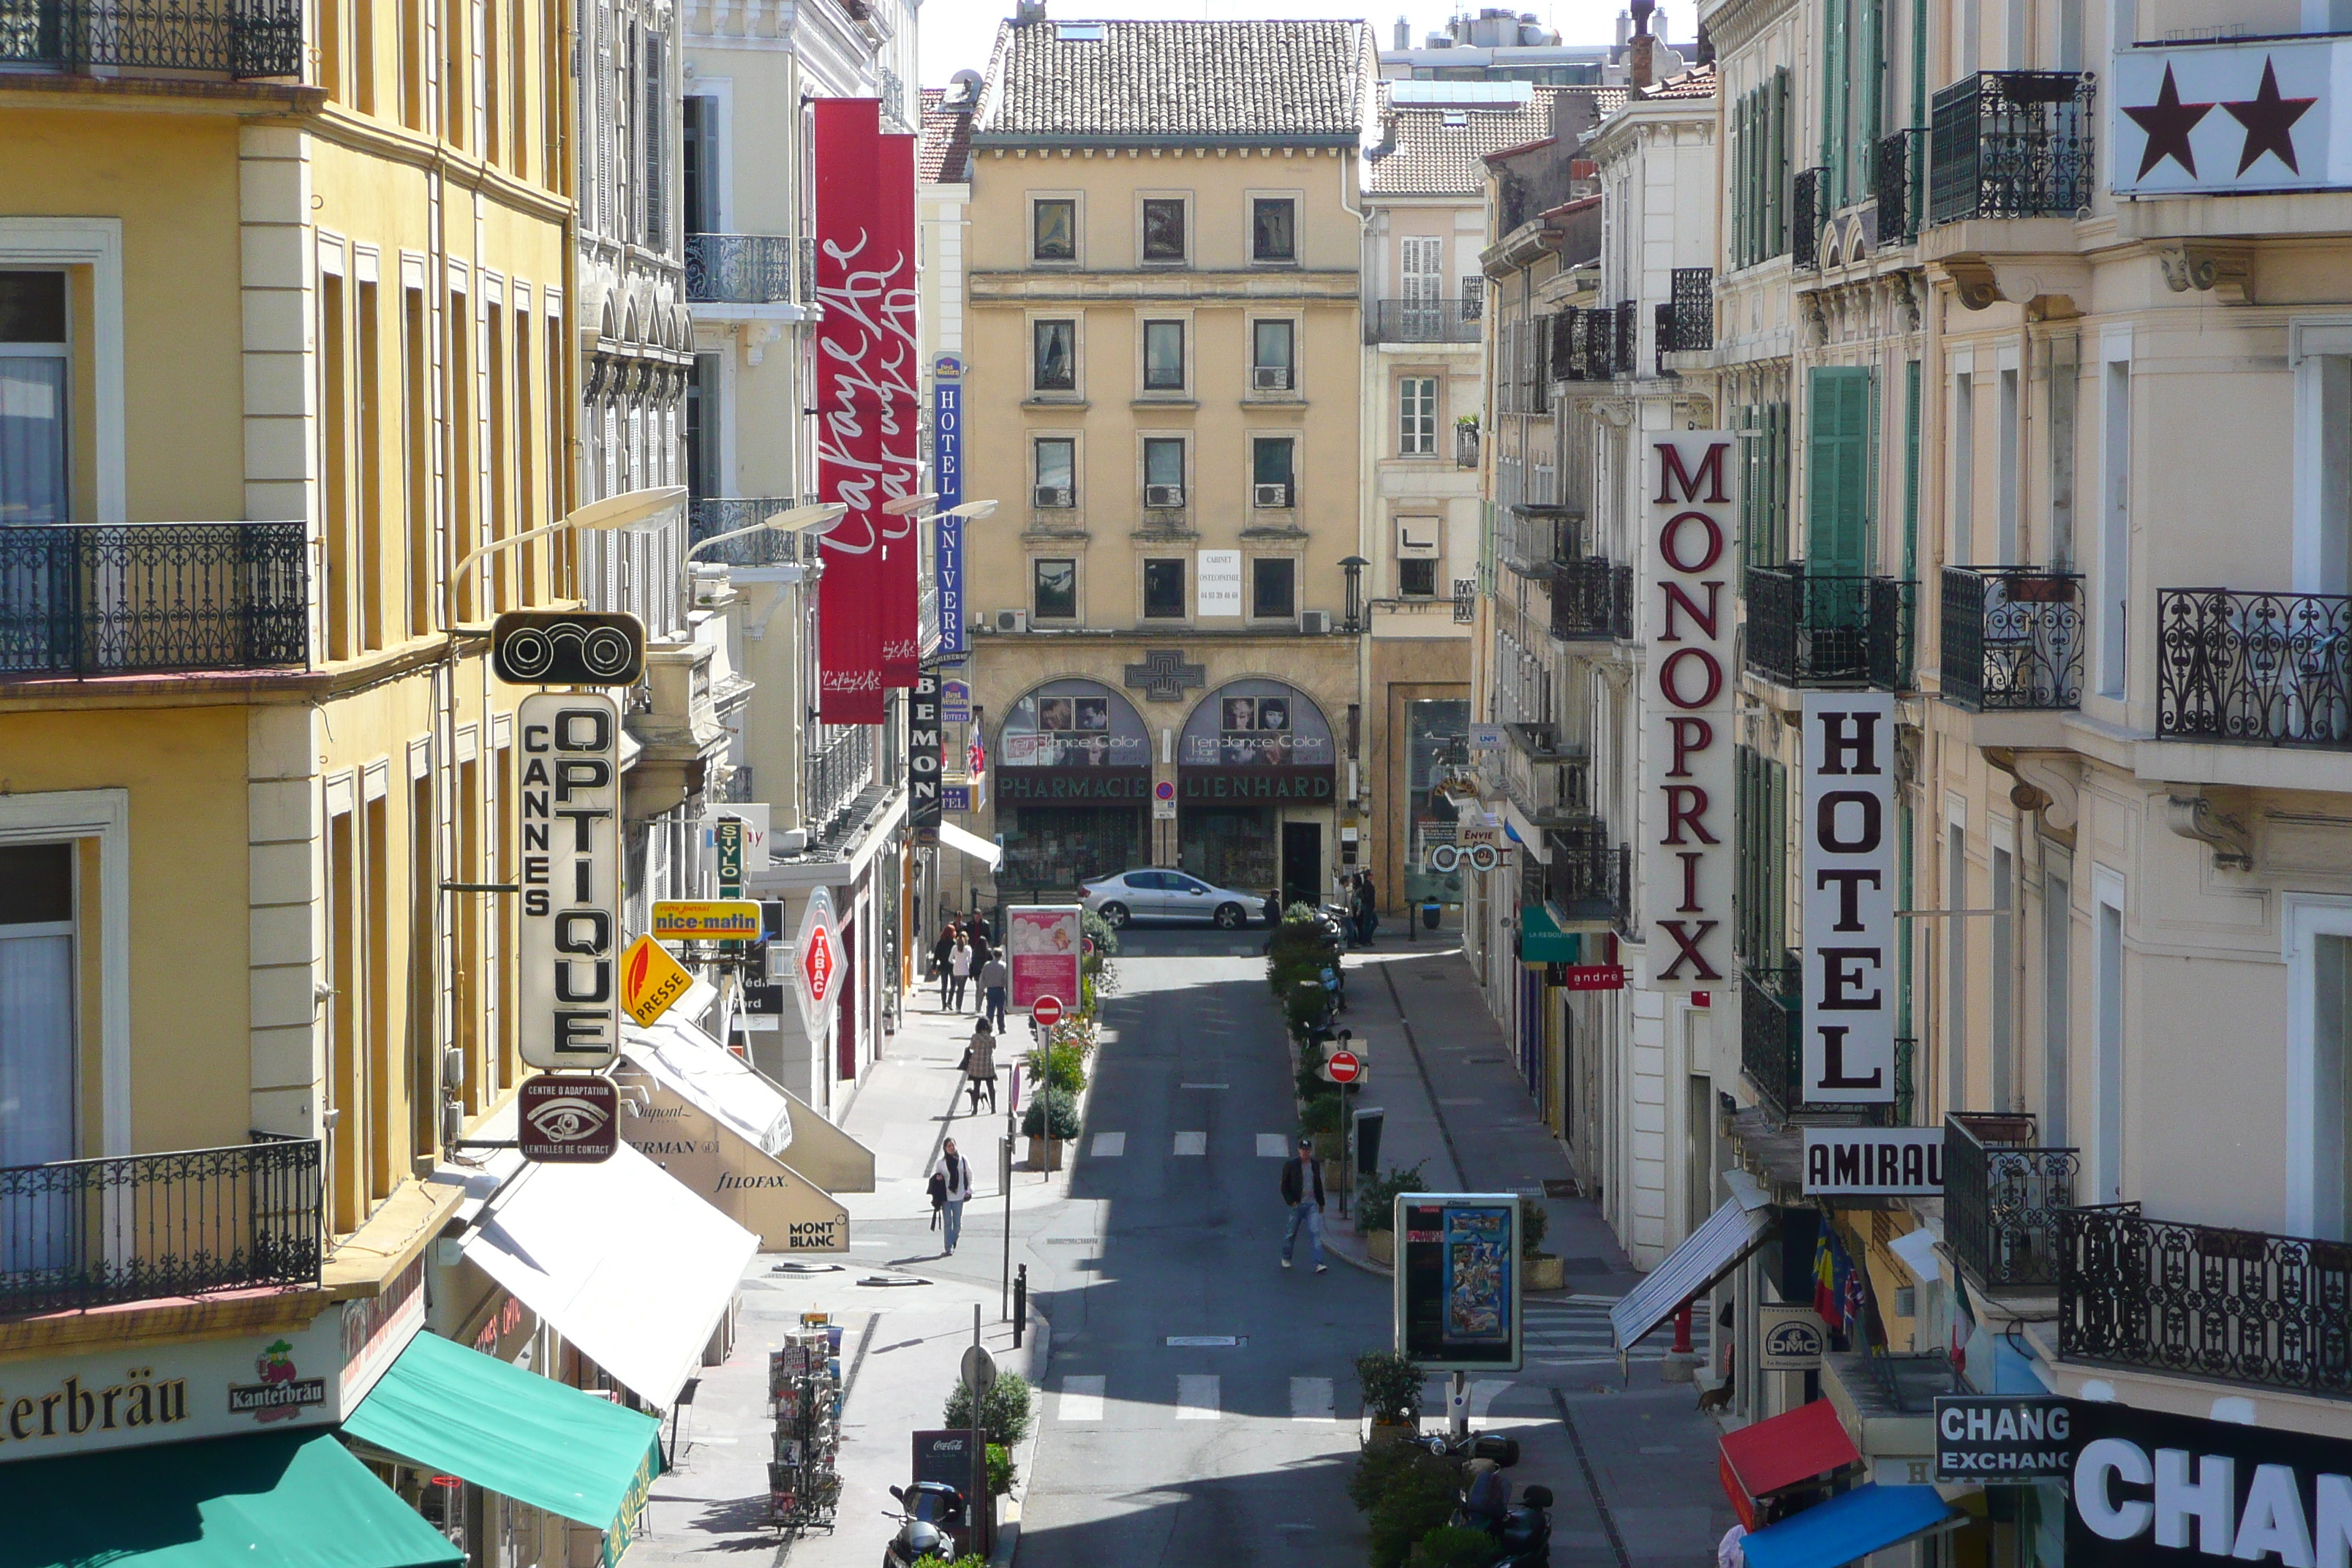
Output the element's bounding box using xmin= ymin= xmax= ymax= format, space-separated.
xmin=1341 ymin=556 xmax=1369 ymax=633
xmin=684 ymin=500 xmax=848 ymax=565
xmin=451 ymin=484 xmax=689 ymax=617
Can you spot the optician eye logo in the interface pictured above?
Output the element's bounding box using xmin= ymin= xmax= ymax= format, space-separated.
xmin=516 ymin=1074 xmax=619 ymax=1163
xmin=525 ymin=1093 xmax=612 ymax=1143
xmin=491 ymin=611 xmax=647 ymax=686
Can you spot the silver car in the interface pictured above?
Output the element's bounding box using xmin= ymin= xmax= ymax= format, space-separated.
xmin=1081 ymin=869 xmax=1269 ymax=930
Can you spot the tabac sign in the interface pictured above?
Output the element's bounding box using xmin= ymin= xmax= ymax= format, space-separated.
xmin=518 ymin=694 xmax=622 ymax=1070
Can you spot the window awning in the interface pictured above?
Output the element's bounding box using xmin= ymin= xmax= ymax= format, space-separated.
xmin=1609 ymin=1180 xmax=1774 ymax=1357
xmin=344 ymin=1330 xmax=661 ymax=1535
xmin=1719 ymin=1398 xmax=1861 ymax=1510
xmin=1518 ymin=902 xmax=1581 ymax=963
xmin=0 ymin=1430 xmax=460 ymax=1568
xmin=625 ymin=1014 xmax=791 ymax=1157
xmin=1740 ymin=1484 xmax=1960 ymax=1568
xmin=460 ymin=1141 xmax=759 ymax=1409
xmin=937 ymin=819 xmax=1003 ymax=869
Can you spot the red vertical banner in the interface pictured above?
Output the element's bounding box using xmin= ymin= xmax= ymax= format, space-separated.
xmin=876 ymin=132 xmax=921 ymax=687
xmin=814 ymin=97 xmax=886 ymax=723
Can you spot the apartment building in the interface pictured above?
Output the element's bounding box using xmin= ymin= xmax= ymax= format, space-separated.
xmin=947 ymin=15 xmax=1376 ymax=916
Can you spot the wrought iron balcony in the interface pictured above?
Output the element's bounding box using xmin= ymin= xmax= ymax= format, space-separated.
xmin=689 ymin=498 xmax=809 ymax=568
xmin=1940 ymin=566 xmax=2084 ymax=711
xmin=1611 ymin=562 xmax=1633 ymax=642
xmin=1548 ymin=306 xmax=1615 ymax=383
xmin=1542 ymin=826 xmax=1628 ymax=931
xmin=2059 ymin=1205 xmax=2352 ymax=1399
xmin=1741 ymin=957 xmax=1912 ymax=1125
xmin=1550 ymin=555 xmax=1628 ymax=641
xmin=0 ymin=521 xmax=307 ymax=678
xmin=1 ymin=1138 xmax=323 ymax=1316
xmin=807 ymin=723 xmax=876 ymax=832
xmin=1929 ymin=71 xmax=2095 ymax=225
xmin=1744 ymin=564 xmax=1915 ymax=689
xmin=0 ymin=0 xmax=301 ymax=76
xmin=1364 ymin=298 xmax=1483 ymax=345
xmin=1793 ymin=167 xmax=1825 ymax=270
xmin=1654 ymin=268 xmax=1714 ymax=368
xmin=1613 ymin=301 xmax=1637 ymax=376
xmin=1944 ymin=1112 xmax=2078 ymax=1292
xmin=1876 ymin=127 xmax=1927 ymax=244
xmin=685 ymin=233 xmax=800 ymax=304
xmin=2157 ymin=587 xmax=2352 ymax=749
xmin=1500 ymin=505 xmax=1575 ymax=577
xmin=1455 ymin=423 xmax=1481 ymax=470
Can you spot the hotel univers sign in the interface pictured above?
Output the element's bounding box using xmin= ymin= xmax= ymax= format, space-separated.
xmin=1641 ymin=436 xmax=1738 ymax=992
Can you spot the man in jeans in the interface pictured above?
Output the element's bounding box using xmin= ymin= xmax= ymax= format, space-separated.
xmin=979 ymin=951 xmax=1009 ymax=1031
xmin=1279 ymin=1134 xmax=1328 ymax=1273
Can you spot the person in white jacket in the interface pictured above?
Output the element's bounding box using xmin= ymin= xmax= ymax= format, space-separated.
xmin=927 ymin=1139 xmax=974 ymax=1254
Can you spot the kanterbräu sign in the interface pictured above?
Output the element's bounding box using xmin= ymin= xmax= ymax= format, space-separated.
xmin=815 ymin=97 xmax=886 ymax=723
xmin=876 ymin=131 xmax=921 ymax=687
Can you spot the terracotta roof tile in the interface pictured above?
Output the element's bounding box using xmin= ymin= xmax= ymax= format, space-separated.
xmin=1369 ymin=86 xmax=1626 ymax=197
xmin=973 ymin=18 xmax=1374 ymax=145
xmin=919 ymin=86 xmax=976 ymax=184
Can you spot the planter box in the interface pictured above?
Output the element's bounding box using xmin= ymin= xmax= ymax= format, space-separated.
xmin=1366 ymin=1228 xmax=1393 ymax=1266
xmin=1526 ymin=1253 xmax=1566 ymax=1292
xmin=1366 ymin=1420 xmax=1417 ymax=1448
xmin=1025 ymin=1136 xmax=1064 ymax=1172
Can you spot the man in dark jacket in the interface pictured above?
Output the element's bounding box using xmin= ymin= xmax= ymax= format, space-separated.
xmin=1279 ymin=1134 xmax=1327 ymax=1273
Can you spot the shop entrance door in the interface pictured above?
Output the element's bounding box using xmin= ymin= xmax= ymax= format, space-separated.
xmin=1281 ymin=822 xmax=1321 ymax=913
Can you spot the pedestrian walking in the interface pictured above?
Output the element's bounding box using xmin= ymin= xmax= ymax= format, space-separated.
xmin=1279 ymin=1134 xmax=1327 ymax=1273
xmin=927 ymin=1139 xmax=973 ymax=1254
xmin=965 ymin=1019 xmax=998 ymax=1114
xmin=932 ymin=923 xmax=959 ymax=1009
xmin=979 ymin=949 xmax=1009 ymax=1031
xmin=948 ymin=932 xmax=976 ymax=1012
xmin=967 ymin=911 xmax=992 ymax=949
xmin=1354 ymin=872 xmax=1379 ymax=946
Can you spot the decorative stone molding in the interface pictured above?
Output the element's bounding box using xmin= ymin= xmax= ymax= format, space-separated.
xmin=2156 ymin=244 xmax=2253 ymax=304
xmin=2010 ymin=753 xmax=2081 ymax=832
xmin=2167 ymin=791 xmax=2255 ymax=871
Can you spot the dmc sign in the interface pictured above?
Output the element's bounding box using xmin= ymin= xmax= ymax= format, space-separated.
xmin=517 ymin=694 xmax=621 ymax=1070
xmin=1756 ymin=1304 xmax=1824 ymax=1371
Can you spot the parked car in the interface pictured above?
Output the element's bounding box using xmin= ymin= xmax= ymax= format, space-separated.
xmin=1081 ymin=870 xmax=1268 ymax=930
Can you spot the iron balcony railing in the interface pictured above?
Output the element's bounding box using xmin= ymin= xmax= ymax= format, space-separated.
xmin=1940 ymin=566 xmax=2084 ymax=711
xmin=797 ymin=236 xmax=818 ymax=303
xmin=1613 ymin=301 xmax=1637 ymax=377
xmin=685 ymin=233 xmax=799 ymax=304
xmin=1945 ymin=1113 xmax=2078 ymax=1291
xmin=1654 ymin=268 xmax=1714 ymax=369
xmin=1929 ymin=71 xmax=2095 ymax=225
xmin=1542 ymin=827 xmax=1629 ymax=932
xmin=1741 ymin=957 xmax=1912 ymax=1125
xmin=1793 ymin=167 xmax=1825 ymax=270
xmin=1876 ymin=127 xmax=1928 ymax=244
xmin=1550 ymin=556 xmax=1622 ymax=641
xmin=0 ymin=521 xmax=308 ymax=677
xmin=1611 ymin=563 xmax=1633 ymax=642
xmin=2059 ymin=1205 xmax=2352 ymax=1399
xmin=1744 ymin=564 xmax=1915 ymax=690
xmin=0 ymin=1138 xmax=323 ymax=1316
xmin=689 ymin=497 xmax=808 ymax=568
xmin=807 ymin=723 xmax=876 ymax=832
xmin=2157 ymin=587 xmax=2352 ymax=749
xmin=0 ymin=0 xmax=302 ymax=75
xmin=1549 ymin=307 xmax=1615 ymax=383
xmin=1364 ymin=298 xmax=1483 ymax=344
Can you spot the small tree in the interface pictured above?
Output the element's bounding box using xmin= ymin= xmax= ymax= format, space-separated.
xmin=1520 ymin=1195 xmax=1550 ymax=1259
xmin=1355 ymin=1162 xmax=1430 ymax=1235
xmin=1352 ymin=1349 xmax=1425 ymax=1426
xmin=943 ymin=1372 xmax=1034 ymax=1448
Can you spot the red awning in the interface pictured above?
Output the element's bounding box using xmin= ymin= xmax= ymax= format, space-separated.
xmin=1718 ymin=1400 xmax=1861 ymax=1528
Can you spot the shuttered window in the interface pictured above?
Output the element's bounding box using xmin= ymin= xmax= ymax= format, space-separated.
xmin=1806 ymin=366 xmax=1872 ymax=577
xmin=1901 ymin=359 xmax=1922 ymax=582
xmin=1736 ymin=747 xmax=1790 ymax=970
xmin=644 ymin=35 xmax=664 ymax=249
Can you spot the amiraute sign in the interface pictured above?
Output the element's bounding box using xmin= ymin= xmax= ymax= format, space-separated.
xmin=1801 ymin=691 xmax=1896 ymax=1103
xmin=1642 ymin=435 xmax=1738 ymax=991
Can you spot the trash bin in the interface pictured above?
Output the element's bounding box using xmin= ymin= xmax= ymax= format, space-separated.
xmin=1420 ymin=900 xmax=1441 ymax=930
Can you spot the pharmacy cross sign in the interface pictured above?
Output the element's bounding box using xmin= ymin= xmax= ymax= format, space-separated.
xmin=1123 ymin=647 xmax=1205 ymax=704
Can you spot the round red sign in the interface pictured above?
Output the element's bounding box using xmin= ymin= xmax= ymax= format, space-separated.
xmin=1032 ymin=995 xmax=1066 ymax=1028
xmin=1327 ymin=1051 xmax=1362 ymax=1083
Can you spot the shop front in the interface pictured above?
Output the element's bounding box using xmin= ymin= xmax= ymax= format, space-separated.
xmin=1402 ymin=697 xmax=1469 ymax=916
xmin=1177 ymin=681 xmax=1338 ymax=910
xmin=994 ymin=679 xmax=1151 ymax=892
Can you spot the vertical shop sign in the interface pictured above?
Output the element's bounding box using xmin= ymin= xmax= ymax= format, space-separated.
xmin=1641 ymin=435 xmax=1739 ymax=992
xmin=934 ymin=355 xmax=966 ymax=655
xmin=876 ymin=131 xmax=921 ymax=688
xmin=910 ymin=667 xmax=943 ymax=829
xmin=814 ymin=97 xmax=886 ymax=723
xmin=1801 ymin=690 xmax=1896 ymax=1103
xmin=517 ymin=694 xmax=621 ymax=1069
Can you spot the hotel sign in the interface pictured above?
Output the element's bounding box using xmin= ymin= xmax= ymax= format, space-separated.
xmin=2111 ymin=41 xmax=2338 ymax=197
xmin=1801 ymin=692 xmax=1896 ymax=1104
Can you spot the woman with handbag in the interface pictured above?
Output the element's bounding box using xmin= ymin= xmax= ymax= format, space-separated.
xmin=965 ymin=1019 xmax=998 ymax=1115
xmin=931 ymin=923 xmax=959 ymax=1009
xmin=926 ymin=1139 xmax=973 ymax=1255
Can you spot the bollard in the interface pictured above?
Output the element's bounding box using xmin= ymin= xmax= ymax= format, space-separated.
xmin=1012 ymin=1264 xmax=1028 ymax=1349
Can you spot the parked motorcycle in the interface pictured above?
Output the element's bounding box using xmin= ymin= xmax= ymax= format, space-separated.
xmin=1422 ymin=1433 xmax=1555 ymax=1567
xmin=881 ymin=1482 xmax=969 ymax=1568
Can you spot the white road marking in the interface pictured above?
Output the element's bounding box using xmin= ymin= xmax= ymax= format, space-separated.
xmin=1177 ymin=1374 xmax=1221 ymax=1420
xmin=1256 ymin=1134 xmax=1292 ymax=1157
xmin=1437 ymin=1097 xmax=1485 ymax=1105
xmin=1469 ymin=1379 xmax=1513 ymax=1429
xmin=1290 ymin=1376 xmax=1336 ymax=1420
xmin=1180 ymin=1083 xmax=1229 ymax=1090
xmin=1173 ymin=1131 xmax=1207 ymax=1156
xmin=1166 ymin=1336 xmax=1242 ymax=1346
xmin=1058 ymin=1376 xmax=1105 ymax=1423
xmin=1090 ymin=1132 xmax=1126 ymax=1157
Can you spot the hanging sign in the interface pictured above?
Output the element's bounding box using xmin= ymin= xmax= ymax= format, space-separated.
xmin=1640 ymin=434 xmax=1738 ymax=992
xmin=910 ymin=666 xmax=943 ymax=829
xmin=2064 ymin=1402 xmax=2352 ymax=1567
xmin=1801 ymin=690 xmax=1896 ymax=1104
xmin=1934 ymin=1395 xmax=2073 ymax=1482
xmin=650 ymin=900 xmax=763 ymax=941
xmin=518 ymin=694 xmax=621 ymax=1070
xmin=877 ymin=129 xmax=921 ymax=687
xmin=791 ymin=888 xmax=844 ymax=1036
xmin=1803 ymin=1127 xmax=1943 ymax=1196
xmin=619 ymin=934 xmax=694 ymax=1027
xmin=941 ymin=674 xmax=971 ymax=723
xmin=517 ymin=1074 xmax=619 ymax=1164
xmin=935 ymin=358 xmax=968 ymax=656
xmin=491 ymin=610 xmax=646 ymax=686
xmin=1757 ymin=1304 xmax=1826 ymax=1371
xmin=714 ymin=819 xmax=745 ymax=897
xmin=814 ymin=96 xmax=886 ymax=723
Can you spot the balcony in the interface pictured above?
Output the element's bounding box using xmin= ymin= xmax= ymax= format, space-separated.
xmin=1876 ymin=127 xmax=1927 ymax=245
xmin=1549 ymin=306 xmax=1613 ymax=384
xmin=2058 ymin=1205 xmax=2352 ymax=1400
xmin=0 ymin=0 xmax=302 ymax=77
xmin=0 ymin=521 xmax=308 ymax=679
xmin=1613 ymin=300 xmax=1637 ymax=376
xmin=1741 ymin=957 xmax=1913 ymax=1125
xmin=2157 ymin=587 xmax=2352 ymax=749
xmin=1944 ymin=1112 xmax=2078 ymax=1292
xmin=1550 ymin=555 xmax=1630 ymax=641
xmin=1 ymin=1139 xmax=323 ymax=1316
xmin=1654 ymin=268 xmax=1714 ymax=369
xmin=685 ymin=234 xmax=801 ymax=305
xmin=1928 ymin=72 xmax=2094 ymax=225
xmin=1793 ymin=167 xmax=1825 ymax=270
xmin=1365 ymin=298 xmax=1482 ymax=345
xmin=1455 ymin=423 xmax=1480 ymax=470
xmin=1542 ymin=826 xmax=1628 ymax=931
xmin=689 ymin=497 xmax=808 ymax=568
xmin=1743 ymin=563 xmax=1915 ymax=690
xmin=807 ymin=723 xmax=876 ymax=832
xmin=1939 ymin=566 xmax=2084 ymax=712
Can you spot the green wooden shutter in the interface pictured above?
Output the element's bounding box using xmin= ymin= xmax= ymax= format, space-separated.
xmin=1770 ymin=69 xmax=1790 ymax=256
xmin=1806 ymin=366 xmax=1872 ymax=577
xmin=1902 ymin=358 xmax=1923 ymax=583
xmin=1741 ymin=92 xmax=1757 ymax=267
xmin=1766 ymin=757 xmax=1788 ymax=962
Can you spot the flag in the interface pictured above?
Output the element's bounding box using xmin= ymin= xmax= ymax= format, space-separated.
xmin=875 ymin=131 xmax=921 ymax=686
xmin=968 ymin=735 xmax=987 ymax=778
xmin=1812 ymin=1231 xmax=1839 ymax=1324
xmin=813 ymin=97 xmax=886 ymax=723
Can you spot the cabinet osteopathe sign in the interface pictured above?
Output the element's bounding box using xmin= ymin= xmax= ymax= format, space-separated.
xmin=1006 ymin=905 xmax=1083 ymax=1013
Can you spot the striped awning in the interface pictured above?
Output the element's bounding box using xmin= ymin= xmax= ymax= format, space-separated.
xmin=1609 ymin=1175 xmax=1774 ymax=1359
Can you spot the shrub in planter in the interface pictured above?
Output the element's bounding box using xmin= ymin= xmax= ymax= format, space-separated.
xmin=1355 ymin=1163 xmax=1430 ymax=1235
xmin=1025 ymin=1041 xmax=1086 ymax=1096
xmin=986 ymin=1442 xmax=1017 ymax=1496
xmin=911 ymin=1556 xmax=990 ymax=1568
xmin=1346 ymin=1439 xmax=1455 ymax=1513
xmin=1411 ymin=1526 xmax=1507 ymax=1568
xmin=1520 ymin=1196 xmax=1550 ymax=1258
xmin=1021 ymin=1098 xmax=1080 ymax=1141
xmin=1352 ymin=1349 xmax=1425 ymax=1428
xmin=943 ymin=1371 xmax=1035 ymax=1447
xmin=1365 ymin=1457 xmax=1464 ymax=1568
xmin=1300 ymin=1095 xmax=1343 ymax=1137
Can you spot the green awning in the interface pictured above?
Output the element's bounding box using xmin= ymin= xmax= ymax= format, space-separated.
xmin=0 ymin=1430 xmax=459 ymax=1568
xmin=343 ymin=1329 xmax=662 ymax=1534
xmin=1518 ymin=902 xmax=1582 ymax=963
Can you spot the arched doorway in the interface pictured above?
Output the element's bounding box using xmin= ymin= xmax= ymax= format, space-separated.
xmin=995 ymin=679 xmax=1151 ymax=892
xmin=1176 ymin=679 xmax=1338 ymax=910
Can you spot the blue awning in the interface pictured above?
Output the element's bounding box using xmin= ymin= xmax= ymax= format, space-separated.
xmin=1741 ymin=1484 xmax=1959 ymax=1568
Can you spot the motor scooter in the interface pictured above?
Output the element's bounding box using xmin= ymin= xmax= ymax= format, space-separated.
xmin=881 ymin=1482 xmax=969 ymax=1568
xmin=1422 ymin=1433 xmax=1555 ymax=1567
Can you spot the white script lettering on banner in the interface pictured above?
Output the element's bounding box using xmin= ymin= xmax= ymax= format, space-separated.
xmin=518 ymin=693 xmax=622 ymax=1069
xmin=1641 ymin=434 xmax=1738 ymax=992
xmin=1801 ymin=690 xmax=1895 ymax=1102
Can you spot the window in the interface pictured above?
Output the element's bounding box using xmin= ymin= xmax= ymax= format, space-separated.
xmin=1033 ymin=437 xmax=1075 ymax=507
xmin=1143 ymin=557 xmax=1186 ymax=618
xmin=1142 ymin=320 xmax=1185 ymax=391
xmin=1032 ymin=319 xmax=1076 ymax=392
xmin=1142 ymin=198 xmax=1186 ymax=263
xmin=683 ymin=96 xmax=719 ymax=235
xmin=1033 ymin=557 xmax=1077 ymax=619
xmin=0 ymin=843 xmax=75 ymax=1169
xmin=1399 ymin=558 xmax=1438 ymax=597
xmin=1252 ymin=197 xmax=1297 ymax=263
xmin=1252 ymin=320 xmax=1294 ymax=391
xmin=1032 ymin=197 xmax=1076 ymax=262
xmin=1399 ymin=375 xmax=1437 ymax=456
xmin=0 ymin=271 xmax=69 ymax=525
xmin=1143 ymin=437 xmax=1184 ymax=505
xmin=1252 ymin=437 xmax=1295 ymax=505
xmin=1251 ymin=557 xmax=1296 ymax=619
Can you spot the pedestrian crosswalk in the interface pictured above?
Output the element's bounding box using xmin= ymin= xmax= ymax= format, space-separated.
xmin=1523 ymin=1297 xmax=1659 ymax=1366
xmin=1172 ymin=1131 xmax=1207 ymax=1156
xmin=1289 ymin=1376 xmax=1335 ymax=1420
xmin=1175 ymin=1374 xmax=1220 ymax=1420
xmin=1090 ymin=1132 xmax=1126 ymax=1157
xmin=1077 ymin=1131 xmax=1304 ymax=1158
xmin=1047 ymin=1373 xmax=1559 ymax=1426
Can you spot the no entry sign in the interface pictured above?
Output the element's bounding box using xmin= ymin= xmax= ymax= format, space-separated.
xmin=1031 ymin=995 xmax=1065 ymax=1028
xmin=1327 ymin=1051 xmax=1362 ymax=1084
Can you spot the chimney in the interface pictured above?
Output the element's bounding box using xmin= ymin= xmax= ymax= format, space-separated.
xmin=1629 ymin=0 xmax=1654 ymax=89
xmin=1694 ymin=21 xmax=1714 ymax=64
xmin=1014 ymin=0 xmax=1045 ymax=23
xmin=1615 ymin=10 xmax=1629 ymax=47
xmin=1394 ymin=14 xmax=1409 ymax=49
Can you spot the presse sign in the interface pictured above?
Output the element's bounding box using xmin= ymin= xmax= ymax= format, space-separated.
xmin=518 ymin=694 xmax=622 ymax=1070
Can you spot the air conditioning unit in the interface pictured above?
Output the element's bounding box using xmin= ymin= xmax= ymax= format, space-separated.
xmin=1300 ymin=610 xmax=1333 ymax=635
xmin=1252 ymin=483 xmax=1292 ymax=508
xmin=995 ymin=608 xmax=1029 ymax=634
xmin=1144 ymin=484 xmax=1185 ymax=509
xmin=1253 ymin=366 xmax=1292 ymax=391
xmin=1033 ymin=486 xmax=1074 ymax=509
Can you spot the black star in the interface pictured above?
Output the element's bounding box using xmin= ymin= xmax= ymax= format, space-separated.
xmin=2223 ymin=57 xmax=2315 ymax=176
xmin=2124 ymin=64 xmax=2214 ymax=179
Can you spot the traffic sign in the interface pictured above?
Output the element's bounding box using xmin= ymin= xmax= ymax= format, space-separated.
xmin=652 ymin=900 xmax=763 ymax=941
xmin=1326 ymin=1050 xmax=1362 ymax=1084
xmin=1154 ymin=780 xmax=1175 ymax=802
xmin=790 ymin=888 xmax=843 ymax=1037
xmin=517 ymin=1075 xmax=619 ymax=1164
xmin=1031 ymin=995 xmax=1065 ymax=1028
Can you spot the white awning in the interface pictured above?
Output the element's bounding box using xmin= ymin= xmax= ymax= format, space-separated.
xmin=1609 ymin=1180 xmax=1774 ymax=1357
xmin=624 ymin=1014 xmax=791 ymax=1158
xmin=1889 ymin=1224 xmax=1943 ymax=1287
xmin=938 ymin=819 xmax=1003 ymax=869
xmin=460 ymin=1142 xmax=758 ymax=1409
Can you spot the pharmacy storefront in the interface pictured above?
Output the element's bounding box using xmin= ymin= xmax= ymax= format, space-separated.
xmin=995 ymin=679 xmax=1152 ymax=891
xmin=1177 ymin=680 xmax=1338 ymax=909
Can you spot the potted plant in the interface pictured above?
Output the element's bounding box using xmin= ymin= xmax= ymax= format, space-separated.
xmin=1022 ymin=1096 xmax=1079 ymax=1171
xmin=1353 ymin=1349 xmax=1424 ymax=1445
xmin=1355 ymin=1162 xmax=1427 ymax=1267
xmin=1521 ymin=1195 xmax=1564 ymax=1291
